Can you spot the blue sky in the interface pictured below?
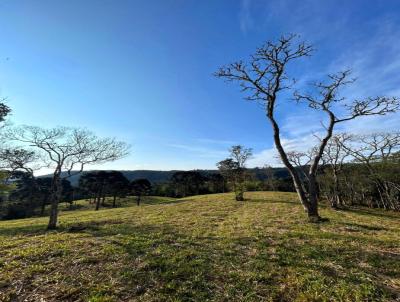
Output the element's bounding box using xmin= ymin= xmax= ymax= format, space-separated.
xmin=1 ymin=0 xmax=400 ymax=172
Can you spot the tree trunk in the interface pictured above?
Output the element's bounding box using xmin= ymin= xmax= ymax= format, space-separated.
xmin=40 ymin=196 xmax=48 ymax=216
xmin=235 ymin=183 xmax=244 ymax=201
xmin=47 ymin=172 xmax=62 ymax=230
xmin=136 ymin=195 xmax=141 ymax=206
xmin=267 ymin=117 xmax=310 ymax=212
xmin=113 ymin=195 xmax=116 ymax=208
xmin=331 ymin=171 xmax=339 ymax=209
xmin=95 ymin=191 xmax=101 ymax=211
xmin=307 ymin=175 xmax=321 ymax=222
xmin=330 ymin=197 xmax=338 ymax=209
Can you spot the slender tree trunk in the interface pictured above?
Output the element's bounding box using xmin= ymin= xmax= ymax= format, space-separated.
xmin=232 ymin=178 xmax=243 ymax=201
xmin=95 ymin=190 xmax=101 ymax=211
xmin=331 ymin=171 xmax=340 ymax=209
xmin=330 ymin=197 xmax=338 ymax=209
xmin=40 ymin=196 xmax=48 ymax=216
xmin=289 ymin=170 xmax=310 ymax=211
xmin=136 ymin=194 xmax=141 ymax=206
xmin=47 ymin=171 xmax=62 ymax=230
xmin=307 ymin=175 xmax=320 ymax=221
xmin=113 ymin=195 xmax=116 ymax=207
xmin=235 ymin=183 xmax=244 ymax=201
xmin=268 ymin=116 xmax=311 ymax=212
xmin=41 ymin=201 xmax=46 ymax=215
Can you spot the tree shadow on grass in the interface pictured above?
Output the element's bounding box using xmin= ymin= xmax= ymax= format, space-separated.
xmin=342 ymin=206 xmax=400 ymax=220
xmin=0 ymin=223 xmax=48 ymax=237
xmin=139 ymin=197 xmax=190 ymax=206
xmin=340 ymin=221 xmax=389 ymax=232
xmin=244 ymin=198 xmax=299 ymax=205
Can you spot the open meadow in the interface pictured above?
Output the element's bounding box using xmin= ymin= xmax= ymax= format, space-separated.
xmin=0 ymin=192 xmax=399 ymax=302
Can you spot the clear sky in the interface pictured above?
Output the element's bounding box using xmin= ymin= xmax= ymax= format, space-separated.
xmin=1 ymin=0 xmax=399 ymax=172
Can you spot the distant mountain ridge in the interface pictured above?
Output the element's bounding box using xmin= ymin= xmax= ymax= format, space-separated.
xmin=41 ymin=168 xmax=290 ymax=187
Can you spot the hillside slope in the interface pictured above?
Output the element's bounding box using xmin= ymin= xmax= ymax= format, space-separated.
xmin=0 ymin=192 xmax=399 ymax=301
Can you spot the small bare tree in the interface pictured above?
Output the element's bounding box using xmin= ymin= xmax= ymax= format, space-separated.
xmin=5 ymin=126 xmax=129 ymax=229
xmin=217 ymin=145 xmax=252 ymax=201
xmin=215 ymin=34 xmax=400 ymax=221
xmin=263 ymin=165 xmax=276 ymax=191
xmin=322 ymin=133 xmax=352 ymax=209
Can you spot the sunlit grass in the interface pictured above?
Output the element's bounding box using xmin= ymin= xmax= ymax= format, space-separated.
xmin=0 ymin=192 xmax=399 ymax=301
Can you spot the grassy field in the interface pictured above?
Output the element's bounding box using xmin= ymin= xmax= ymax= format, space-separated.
xmin=0 ymin=192 xmax=399 ymax=302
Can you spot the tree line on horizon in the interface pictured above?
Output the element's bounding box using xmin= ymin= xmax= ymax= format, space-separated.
xmin=0 ymin=164 xmax=295 ymax=220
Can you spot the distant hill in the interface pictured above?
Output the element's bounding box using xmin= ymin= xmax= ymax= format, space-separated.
xmin=41 ymin=168 xmax=290 ymax=187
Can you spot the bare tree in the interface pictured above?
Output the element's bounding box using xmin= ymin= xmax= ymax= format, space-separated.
xmin=286 ymin=150 xmax=315 ymax=182
xmin=4 ymin=126 xmax=129 ymax=229
xmin=215 ymin=34 xmax=400 ymax=221
xmin=341 ymin=132 xmax=400 ymax=210
xmin=217 ymin=145 xmax=252 ymax=201
xmin=263 ymin=165 xmax=276 ymax=191
xmin=322 ymin=133 xmax=352 ymax=209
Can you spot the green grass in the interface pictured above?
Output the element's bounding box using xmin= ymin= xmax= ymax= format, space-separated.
xmin=0 ymin=192 xmax=399 ymax=301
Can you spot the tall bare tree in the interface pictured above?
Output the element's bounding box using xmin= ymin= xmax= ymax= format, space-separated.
xmin=215 ymin=34 xmax=400 ymax=221
xmin=5 ymin=126 xmax=129 ymax=229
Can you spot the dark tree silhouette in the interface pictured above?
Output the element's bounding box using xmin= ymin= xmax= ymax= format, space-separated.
xmin=0 ymin=102 xmax=37 ymax=178
xmin=131 ymin=178 xmax=152 ymax=205
xmin=79 ymin=171 xmax=111 ymax=210
xmin=106 ymin=171 xmax=130 ymax=207
xmin=0 ymin=101 xmax=11 ymax=122
xmin=6 ymin=175 xmax=72 ymax=219
xmin=171 ymin=171 xmax=205 ymax=197
xmin=207 ymin=173 xmax=226 ymax=193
